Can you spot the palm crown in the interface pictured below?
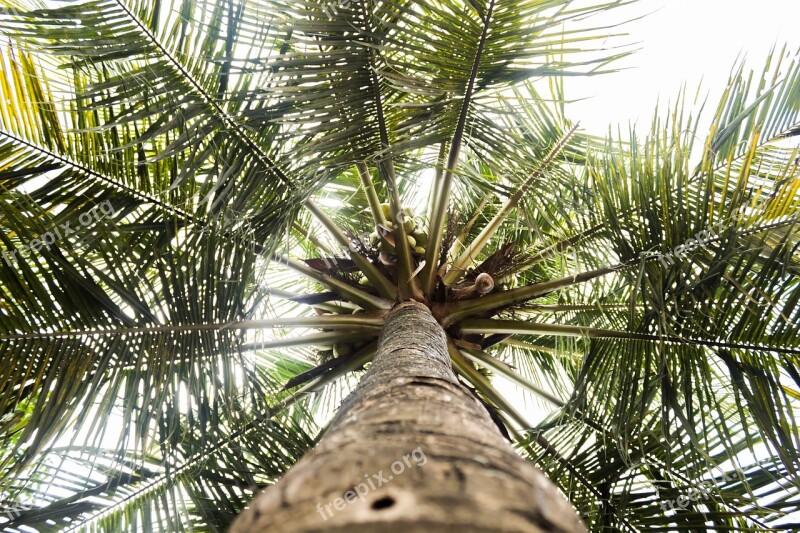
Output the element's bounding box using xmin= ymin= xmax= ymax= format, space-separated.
xmin=1 ymin=0 xmax=799 ymax=531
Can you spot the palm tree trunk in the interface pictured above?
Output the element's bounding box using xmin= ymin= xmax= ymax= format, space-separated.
xmin=231 ymin=301 xmax=586 ymax=533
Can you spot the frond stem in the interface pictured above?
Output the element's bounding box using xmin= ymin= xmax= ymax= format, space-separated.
xmin=422 ymin=0 xmax=497 ymax=296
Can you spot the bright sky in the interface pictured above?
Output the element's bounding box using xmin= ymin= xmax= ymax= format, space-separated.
xmin=566 ymin=0 xmax=800 ymax=136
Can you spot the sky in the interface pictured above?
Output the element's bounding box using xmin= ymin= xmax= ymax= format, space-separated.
xmin=566 ymin=0 xmax=800 ymax=136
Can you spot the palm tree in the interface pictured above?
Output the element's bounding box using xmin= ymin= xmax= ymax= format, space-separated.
xmin=1 ymin=0 xmax=799 ymax=530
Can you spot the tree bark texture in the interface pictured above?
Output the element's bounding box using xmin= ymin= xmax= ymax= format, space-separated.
xmin=231 ymin=301 xmax=586 ymax=532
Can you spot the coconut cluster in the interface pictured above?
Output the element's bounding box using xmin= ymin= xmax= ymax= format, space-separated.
xmin=325 ymin=204 xmax=429 ymax=361
xmin=358 ymin=203 xmax=428 ymax=286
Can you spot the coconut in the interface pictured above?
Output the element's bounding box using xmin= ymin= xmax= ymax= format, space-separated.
xmin=334 ymin=344 xmax=353 ymax=357
xmin=412 ymin=230 xmax=428 ymax=246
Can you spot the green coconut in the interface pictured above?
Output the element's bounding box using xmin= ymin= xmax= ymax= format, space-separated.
xmin=412 ymin=230 xmax=428 ymax=246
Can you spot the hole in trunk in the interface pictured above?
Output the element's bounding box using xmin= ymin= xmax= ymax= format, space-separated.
xmin=371 ymin=496 xmax=395 ymax=510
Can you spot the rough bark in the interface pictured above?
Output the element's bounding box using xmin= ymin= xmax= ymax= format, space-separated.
xmin=231 ymin=301 xmax=586 ymax=533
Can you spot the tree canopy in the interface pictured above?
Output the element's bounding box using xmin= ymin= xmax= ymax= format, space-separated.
xmin=0 ymin=0 xmax=799 ymax=530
